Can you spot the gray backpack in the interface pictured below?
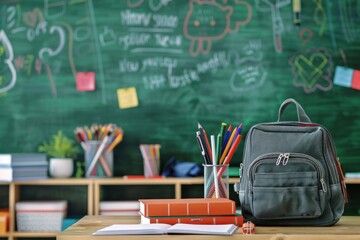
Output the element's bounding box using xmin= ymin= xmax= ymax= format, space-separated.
xmin=235 ymin=98 xmax=347 ymax=226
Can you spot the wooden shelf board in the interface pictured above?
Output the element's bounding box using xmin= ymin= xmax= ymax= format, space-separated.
xmin=345 ymin=178 xmax=360 ymax=184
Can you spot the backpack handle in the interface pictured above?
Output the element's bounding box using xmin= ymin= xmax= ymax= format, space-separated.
xmin=277 ymin=98 xmax=312 ymax=123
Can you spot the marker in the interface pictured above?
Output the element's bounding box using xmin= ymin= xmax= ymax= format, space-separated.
xmin=293 ymin=0 xmax=301 ymax=26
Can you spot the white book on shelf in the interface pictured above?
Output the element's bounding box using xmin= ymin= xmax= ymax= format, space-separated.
xmin=99 ymin=201 xmax=140 ymax=210
xmin=0 ymin=167 xmax=48 ymax=182
xmin=99 ymin=201 xmax=140 ymax=216
xmin=0 ymin=153 xmax=47 ymax=167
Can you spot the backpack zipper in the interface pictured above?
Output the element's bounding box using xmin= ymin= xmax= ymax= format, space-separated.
xmin=247 ymin=153 xmax=327 ymax=192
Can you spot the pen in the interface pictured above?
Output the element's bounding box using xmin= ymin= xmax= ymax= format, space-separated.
xmin=198 ymin=122 xmax=212 ymax=162
xmin=293 ymin=0 xmax=301 ymax=26
xmin=221 ymin=125 xmax=232 ymax=153
xmin=196 ymin=131 xmax=210 ymax=164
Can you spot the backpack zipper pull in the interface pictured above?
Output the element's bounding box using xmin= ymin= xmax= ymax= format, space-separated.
xmin=282 ymin=153 xmax=290 ymax=165
xmin=239 ymin=163 xmax=243 ymax=182
xmin=276 ymin=153 xmax=284 ymax=165
xmin=320 ymin=179 xmax=327 ymax=192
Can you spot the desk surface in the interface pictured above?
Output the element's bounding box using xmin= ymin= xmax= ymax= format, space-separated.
xmin=57 ymin=216 xmax=360 ymax=240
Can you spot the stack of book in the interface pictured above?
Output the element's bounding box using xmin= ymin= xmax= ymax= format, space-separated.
xmin=0 ymin=153 xmax=48 ymax=181
xmin=139 ymin=198 xmax=243 ymax=226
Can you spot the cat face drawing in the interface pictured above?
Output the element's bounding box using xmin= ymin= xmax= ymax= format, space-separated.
xmin=183 ymin=0 xmax=251 ymax=56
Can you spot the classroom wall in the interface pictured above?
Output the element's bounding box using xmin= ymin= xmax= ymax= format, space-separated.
xmin=0 ymin=0 xmax=359 ymax=176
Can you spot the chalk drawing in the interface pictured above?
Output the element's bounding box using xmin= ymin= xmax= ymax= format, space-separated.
xmin=255 ymin=0 xmax=290 ymax=53
xmin=44 ymin=0 xmax=67 ymax=20
xmin=313 ymin=0 xmax=327 ymax=37
xmin=99 ymin=26 xmax=117 ymax=47
xmin=183 ymin=0 xmax=251 ymax=56
xmin=289 ymin=48 xmax=333 ymax=93
xmin=128 ymin=0 xmax=173 ymax=11
xmin=73 ymin=26 xmax=91 ymax=42
xmin=339 ymin=0 xmax=359 ymax=43
xmin=0 ymin=30 xmax=17 ymax=94
xmin=299 ymin=28 xmax=313 ymax=48
xmin=38 ymin=25 xmax=65 ymax=61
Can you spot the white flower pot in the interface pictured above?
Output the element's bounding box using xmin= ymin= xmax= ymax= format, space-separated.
xmin=49 ymin=158 xmax=74 ymax=178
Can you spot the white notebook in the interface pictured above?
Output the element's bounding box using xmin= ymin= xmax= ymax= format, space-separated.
xmin=93 ymin=223 xmax=238 ymax=236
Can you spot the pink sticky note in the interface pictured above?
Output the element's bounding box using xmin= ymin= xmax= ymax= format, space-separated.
xmin=351 ymin=70 xmax=360 ymax=90
xmin=76 ymin=72 xmax=95 ymax=91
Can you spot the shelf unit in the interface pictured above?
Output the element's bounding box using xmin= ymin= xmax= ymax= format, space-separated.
xmin=1 ymin=179 xmax=93 ymax=240
xmin=0 ymin=177 xmax=359 ymax=239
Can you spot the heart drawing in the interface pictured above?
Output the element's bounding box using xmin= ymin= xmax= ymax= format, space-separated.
xmin=289 ymin=48 xmax=333 ymax=93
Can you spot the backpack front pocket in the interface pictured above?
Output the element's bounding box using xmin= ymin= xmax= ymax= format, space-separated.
xmin=248 ymin=153 xmax=327 ymax=220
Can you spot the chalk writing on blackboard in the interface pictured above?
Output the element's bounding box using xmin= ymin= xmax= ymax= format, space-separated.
xmin=230 ymin=55 xmax=267 ymax=92
xmin=289 ymin=48 xmax=333 ymax=93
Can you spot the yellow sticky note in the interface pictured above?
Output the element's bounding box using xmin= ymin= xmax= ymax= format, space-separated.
xmin=117 ymin=87 xmax=139 ymax=109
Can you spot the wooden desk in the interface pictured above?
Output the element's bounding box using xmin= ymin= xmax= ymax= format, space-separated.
xmin=57 ymin=216 xmax=360 ymax=240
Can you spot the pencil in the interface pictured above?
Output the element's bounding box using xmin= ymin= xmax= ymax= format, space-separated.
xmin=219 ymin=126 xmax=238 ymax=164
xmin=223 ymin=134 xmax=242 ymax=165
xmin=106 ymin=129 xmax=124 ymax=152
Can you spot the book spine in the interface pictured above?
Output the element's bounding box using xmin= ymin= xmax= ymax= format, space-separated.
xmin=140 ymin=200 xmax=236 ymax=217
xmin=143 ymin=215 xmax=244 ymax=226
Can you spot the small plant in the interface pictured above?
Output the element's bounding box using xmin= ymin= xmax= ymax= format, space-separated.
xmin=38 ymin=130 xmax=80 ymax=159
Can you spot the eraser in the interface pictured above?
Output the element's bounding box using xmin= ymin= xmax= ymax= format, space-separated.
xmin=242 ymin=221 xmax=255 ymax=235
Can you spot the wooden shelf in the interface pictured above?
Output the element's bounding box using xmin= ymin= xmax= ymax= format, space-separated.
xmin=2 ymin=179 xmax=94 ymax=240
xmin=0 ymin=177 xmax=358 ymax=239
xmin=344 ymin=178 xmax=360 ymax=184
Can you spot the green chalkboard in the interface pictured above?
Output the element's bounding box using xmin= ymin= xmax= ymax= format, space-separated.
xmin=0 ymin=0 xmax=359 ymax=176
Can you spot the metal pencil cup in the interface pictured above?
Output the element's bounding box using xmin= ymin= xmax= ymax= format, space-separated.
xmin=203 ymin=164 xmax=229 ymax=198
xmin=85 ymin=140 xmax=113 ymax=178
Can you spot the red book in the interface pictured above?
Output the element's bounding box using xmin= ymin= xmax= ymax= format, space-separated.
xmin=139 ymin=198 xmax=236 ymax=217
xmin=141 ymin=214 xmax=243 ymax=226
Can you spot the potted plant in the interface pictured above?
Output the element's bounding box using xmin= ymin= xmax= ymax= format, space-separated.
xmin=38 ymin=130 xmax=80 ymax=178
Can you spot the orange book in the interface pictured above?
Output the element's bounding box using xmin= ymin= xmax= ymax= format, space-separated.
xmin=141 ymin=214 xmax=243 ymax=226
xmin=139 ymin=198 xmax=236 ymax=217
